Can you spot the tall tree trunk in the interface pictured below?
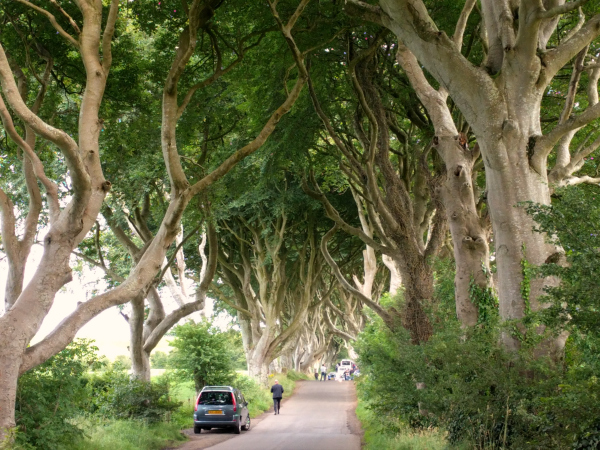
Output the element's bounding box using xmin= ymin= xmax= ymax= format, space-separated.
xmin=0 ymin=240 xmax=74 ymax=435
xmin=482 ymin=134 xmax=563 ymax=352
xmin=439 ymin=138 xmax=490 ymax=327
xmin=130 ymin=296 xmax=151 ymax=381
xmin=398 ymin=255 xmax=434 ymax=343
xmin=394 ymin=43 xmax=492 ymax=328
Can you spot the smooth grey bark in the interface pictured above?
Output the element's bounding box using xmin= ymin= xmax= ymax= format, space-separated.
xmin=347 ymin=0 xmax=600 ymax=353
xmin=395 ymin=40 xmax=491 ymax=327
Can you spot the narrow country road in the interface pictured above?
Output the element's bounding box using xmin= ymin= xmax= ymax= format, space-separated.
xmin=170 ymin=380 xmax=362 ymax=450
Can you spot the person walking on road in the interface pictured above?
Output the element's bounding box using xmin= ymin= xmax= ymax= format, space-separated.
xmin=320 ymin=363 xmax=327 ymax=381
xmin=271 ymin=379 xmax=284 ymax=415
xmin=314 ymin=369 xmax=319 ymax=380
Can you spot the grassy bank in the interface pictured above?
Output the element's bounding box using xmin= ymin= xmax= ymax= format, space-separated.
xmin=355 ymin=401 xmax=468 ymax=450
xmin=55 ymin=370 xmax=308 ymax=450
xmin=65 ymin=419 xmax=186 ymax=450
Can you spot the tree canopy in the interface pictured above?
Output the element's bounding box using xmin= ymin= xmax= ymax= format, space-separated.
xmin=2 ymin=0 xmax=600 ymax=446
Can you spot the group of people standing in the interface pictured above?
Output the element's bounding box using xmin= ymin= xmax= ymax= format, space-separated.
xmin=313 ymin=361 xmax=359 ymax=381
xmin=313 ymin=363 xmax=328 ymax=381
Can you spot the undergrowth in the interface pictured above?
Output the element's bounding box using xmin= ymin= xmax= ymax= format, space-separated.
xmin=64 ymin=418 xmax=185 ymax=450
xmin=355 ymin=402 xmax=462 ymax=450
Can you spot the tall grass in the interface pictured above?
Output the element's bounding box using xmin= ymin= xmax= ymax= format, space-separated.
xmin=355 ymin=403 xmax=466 ymax=450
xmin=63 ymin=418 xmax=186 ymax=450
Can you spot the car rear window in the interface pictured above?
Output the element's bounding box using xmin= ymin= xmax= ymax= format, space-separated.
xmin=198 ymin=391 xmax=233 ymax=405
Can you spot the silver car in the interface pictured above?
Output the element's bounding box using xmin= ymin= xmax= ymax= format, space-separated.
xmin=193 ymin=386 xmax=251 ymax=434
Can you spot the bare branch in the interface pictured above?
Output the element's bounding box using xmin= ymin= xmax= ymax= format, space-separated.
xmin=0 ymin=94 xmax=60 ymax=221
xmin=211 ymin=283 xmax=253 ymax=317
xmin=343 ymin=0 xmax=385 ymax=26
xmin=532 ymin=101 xmax=600 ymax=172
xmin=0 ymin=45 xmax=87 ymax=194
xmin=559 ymin=46 xmax=588 ymax=125
xmin=20 ymin=288 xmax=144 ymax=374
xmin=543 ymin=13 xmax=600 ymax=83
xmin=0 ymin=188 xmax=18 ymax=264
xmin=143 ymin=224 xmax=217 ymax=352
xmin=324 ymin=308 xmax=356 ymax=341
xmin=49 ymin=0 xmax=81 ymax=35
xmin=102 ymin=0 xmax=120 ymax=72
xmin=453 ymin=0 xmax=477 ymax=50
xmin=320 ymin=225 xmax=398 ymax=329
xmin=563 ymin=175 xmax=600 ymax=185
xmin=14 ymin=0 xmax=80 ymax=49
xmin=188 ymin=66 xmax=307 ymax=197
xmin=563 ymin=7 xmax=586 ymax=42
xmin=539 ymin=0 xmax=590 ymax=19
xmin=395 ymin=43 xmax=457 ymax=137
xmin=103 ymin=208 xmax=141 ymax=257
xmin=301 ymin=174 xmax=395 ymax=257
xmin=72 ymin=251 xmax=124 ymax=282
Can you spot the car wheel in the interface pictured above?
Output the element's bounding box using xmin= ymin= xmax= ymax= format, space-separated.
xmin=194 ymin=426 xmax=201 ymax=434
xmin=233 ymin=418 xmax=241 ymax=434
xmin=242 ymin=414 xmax=251 ymax=431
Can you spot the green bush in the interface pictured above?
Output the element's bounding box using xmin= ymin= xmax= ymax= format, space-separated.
xmin=355 ymin=312 xmax=600 ymax=449
xmin=94 ymin=371 xmax=181 ymax=423
xmin=14 ymin=339 xmax=100 ymax=450
xmin=168 ymin=320 xmax=237 ymax=392
xmin=150 ymin=351 xmax=170 ymax=369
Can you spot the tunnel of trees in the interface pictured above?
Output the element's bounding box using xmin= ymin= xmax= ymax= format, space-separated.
xmin=1 ymin=0 xmax=600 ymax=448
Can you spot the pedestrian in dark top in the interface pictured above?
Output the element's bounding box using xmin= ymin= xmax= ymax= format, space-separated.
xmin=314 ymin=369 xmax=319 ymax=380
xmin=271 ymin=380 xmax=284 ymax=415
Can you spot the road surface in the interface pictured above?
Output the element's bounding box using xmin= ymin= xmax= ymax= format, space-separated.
xmin=170 ymin=380 xmax=362 ymax=450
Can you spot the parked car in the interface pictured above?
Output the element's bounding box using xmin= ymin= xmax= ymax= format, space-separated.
xmin=193 ymin=386 xmax=251 ymax=434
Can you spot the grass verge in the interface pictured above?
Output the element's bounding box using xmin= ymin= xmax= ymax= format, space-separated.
xmin=63 ymin=418 xmax=186 ymax=450
xmin=60 ymin=370 xmax=309 ymax=450
xmin=355 ymin=402 xmax=466 ymax=450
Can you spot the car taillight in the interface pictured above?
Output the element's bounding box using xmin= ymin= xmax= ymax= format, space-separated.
xmin=194 ymin=395 xmax=200 ymax=412
xmin=232 ymin=393 xmax=237 ymax=412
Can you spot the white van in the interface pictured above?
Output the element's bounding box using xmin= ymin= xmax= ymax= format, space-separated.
xmin=336 ymin=359 xmax=356 ymax=379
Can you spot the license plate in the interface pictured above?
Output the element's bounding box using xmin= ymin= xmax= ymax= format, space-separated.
xmin=207 ymin=410 xmax=224 ymax=415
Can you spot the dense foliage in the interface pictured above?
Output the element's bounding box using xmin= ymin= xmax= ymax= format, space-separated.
xmin=355 ymin=189 xmax=600 ymax=449
xmin=15 ymin=340 xmax=99 ymax=450
xmin=168 ymin=321 xmax=237 ymax=392
xmin=2 ymin=0 xmax=600 ymax=448
xmin=525 ymin=185 xmax=600 ymax=335
xmin=91 ymin=371 xmax=181 ymax=424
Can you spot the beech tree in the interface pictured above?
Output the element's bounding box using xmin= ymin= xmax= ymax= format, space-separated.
xmin=300 ymin=12 xmax=494 ymax=332
xmin=0 ymin=0 xmax=120 ymax=439
xmin=73 ymin=3 xmax=279 ymax=380
xmin=213 ymin=187 xmax=330 ymax=380
xmin=346 ymin=0 xmax=600 ymax=354
xmin=0 ymin=0 xmax=311 ymax=439
xmin=303 ymin=34 xmax=449 ymax=343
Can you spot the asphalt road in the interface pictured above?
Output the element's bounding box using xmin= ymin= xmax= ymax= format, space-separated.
xmin=170 ymin=380 xmax=362 ymax=450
